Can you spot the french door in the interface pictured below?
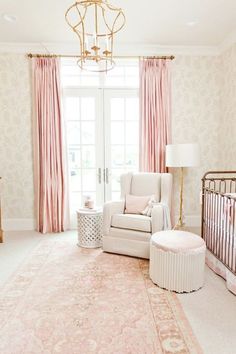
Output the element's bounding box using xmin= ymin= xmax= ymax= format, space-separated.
xmin=63 ymin=87 xmax=139 ymax=224
xmin=104 ymin=90 xmax=139 ymax=201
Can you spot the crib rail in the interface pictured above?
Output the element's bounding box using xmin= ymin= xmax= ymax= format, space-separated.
xmin=201 ymin=171 xmax=236 ymax=275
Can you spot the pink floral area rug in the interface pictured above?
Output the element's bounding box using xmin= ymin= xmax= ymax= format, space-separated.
xmin=0 ymin=237 xmax=202 ymax=354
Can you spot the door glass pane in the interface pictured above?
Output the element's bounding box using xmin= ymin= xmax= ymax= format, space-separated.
xmin=126 ymin=145 xmax=138 ymax=169
xmin=111 ymin=122 xmax=124 ymax=144
xmin=126 ymin=98 xmax=139 ymax=121
xmin=65 ymin=97 xmax=80 ymax=120
xmin=82 ymin=146 xmax=95 ymax=168
xmin=68 ymin=148 xmax=81 ymax=169
xmin=82 ymin=169 xmax=96 ymax=191
xmin=111 ymin=98 xmax=124 ymax=120
xmin=81 ymin=97 xmax=95 ymax=120
xmin=126 ymin=122 xmax=139 ymax=145
xmin=111 ymin=146 xmax=125 ymax=168
xmin=70 ymin=192 xmax=82 ymax=211
xmin=67 ymin=122 xmax=80 ymax=144
xmin=81 ymin=122 xmax=95 ymax=144
xmin=111 ymin=169 xmax=124 ymax=191
xmin=70 ymin=169 xmax=81 ymax=192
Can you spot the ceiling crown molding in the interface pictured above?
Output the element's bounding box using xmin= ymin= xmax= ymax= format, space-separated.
xmin=0 ymin=30 xmax=235 ymax=57
xmin=0 ymin=41 xmax=219 ymax=56
xmin=219 ymin=29 xmax=236 ymax=53
xmin=115 ymin=43 xmax=219 ymax=56
xmin=0 ymin=42 xmax=44 ymax=54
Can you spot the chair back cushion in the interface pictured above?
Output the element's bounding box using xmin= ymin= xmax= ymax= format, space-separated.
xmin=130 ymin=173 xmax=161 ymax=201
xmin=120 ymin=172 xmax=172 ymax=210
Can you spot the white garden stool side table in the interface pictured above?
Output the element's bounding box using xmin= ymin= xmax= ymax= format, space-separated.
xmin=77 ymin=209 xmax=103 ymax=248
xmin=150 ymin=230 xmax=206 ymax=293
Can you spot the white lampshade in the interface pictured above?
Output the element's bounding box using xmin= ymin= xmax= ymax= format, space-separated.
xmin=166 ymin=144 xmax=200 ymax=167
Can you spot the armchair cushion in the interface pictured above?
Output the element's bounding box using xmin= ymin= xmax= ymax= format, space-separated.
xmin=111 ymin=214 xmax=152 ymax=233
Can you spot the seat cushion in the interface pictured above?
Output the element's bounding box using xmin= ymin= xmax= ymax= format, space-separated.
xmin=109 ymin=228 xmax=151 ymax=242
xmin=111 ymin=213 xmax=152 ymax=233
xmin=151 ymin=230 xmax=206 ymax=253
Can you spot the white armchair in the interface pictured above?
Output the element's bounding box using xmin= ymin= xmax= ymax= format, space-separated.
xmin=102 ymin=172 xmax=172 ymax=259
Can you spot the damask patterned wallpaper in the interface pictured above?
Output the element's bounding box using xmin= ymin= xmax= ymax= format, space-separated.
xmin=171 ymin=47 xmax=236 ymax=221
xmin=219 ymin=44 xmax=236 ymax=170
xmin=0 ymin=54 xmax=34 ymax=219
xmin=0 ymin=48 xmax=235 ymax=224
xmin=171 ymin=55 xmax=222 ymax=219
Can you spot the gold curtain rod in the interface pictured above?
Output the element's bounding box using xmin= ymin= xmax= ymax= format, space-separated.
xmin=27 ymin=53 xmax=175 ymax=60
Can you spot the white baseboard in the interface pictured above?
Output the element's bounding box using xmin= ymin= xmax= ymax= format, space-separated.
xmin=174 ymin=214 xmax=201 ymax=228
xmin=3 ymin=218 xmax=36 ymax=231
xmin=2 ymin=214 xmax=201 ymax=231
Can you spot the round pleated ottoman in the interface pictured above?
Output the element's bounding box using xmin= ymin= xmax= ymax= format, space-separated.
xmin=149 ymin=230 xmax=206 ymax=293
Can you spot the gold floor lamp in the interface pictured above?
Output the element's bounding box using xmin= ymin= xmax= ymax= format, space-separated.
xmin=166 ymin=144 xmax=200 ymax=229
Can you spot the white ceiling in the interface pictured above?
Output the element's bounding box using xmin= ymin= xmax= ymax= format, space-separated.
xmin=0 ymin=0 xmax=236 ymax=47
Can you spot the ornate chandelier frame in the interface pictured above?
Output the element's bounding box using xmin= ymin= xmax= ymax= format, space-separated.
xmin=65 ymin=0 xmax=125 ymax=72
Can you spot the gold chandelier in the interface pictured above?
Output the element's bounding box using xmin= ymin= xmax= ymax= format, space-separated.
xmin=65 ymin=0 xmax=125 ymax=72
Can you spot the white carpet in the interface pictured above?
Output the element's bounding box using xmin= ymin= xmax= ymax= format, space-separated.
xmin=177 ymin=267 xmax=236 ymax=354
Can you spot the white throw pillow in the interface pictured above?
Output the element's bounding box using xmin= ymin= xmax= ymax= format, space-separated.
xmin=141 ymin=195 xmax=157 ymax=216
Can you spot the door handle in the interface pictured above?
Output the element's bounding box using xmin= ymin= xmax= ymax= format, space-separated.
xmin=98 ymin=168 xmax=102 ymax=184
xmin=100 ymin=168 xmax=109 ymax=184
xmin=105 ymin=168 xmax=109 ymax=184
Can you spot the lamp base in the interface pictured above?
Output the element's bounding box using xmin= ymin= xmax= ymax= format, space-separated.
xmin=173 ymin=222 xmax=185 ymax=230
xmin=173 ymin=214 xmax=185 ymax=230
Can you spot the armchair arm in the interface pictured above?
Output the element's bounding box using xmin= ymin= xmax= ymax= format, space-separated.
xmin=160 ymin=173 xmax=173 ymax=210
xmin=103 ymin=200 xmax=125 ymax=236
xmin=151 ymin=203 xmax=172 ymax=234
xmin=151 ymin=204 xmax=164 ymax=234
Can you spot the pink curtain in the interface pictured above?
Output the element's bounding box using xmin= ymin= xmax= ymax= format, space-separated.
xmin=32 ymin=57 xmax=69 ymax=233
xmin=139 ymin=59 xmax=171 ymax=172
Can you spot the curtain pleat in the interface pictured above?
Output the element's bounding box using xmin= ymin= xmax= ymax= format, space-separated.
xmin=139 ymin=59 xmax=171 ymax=173
xmin=32 ymin=58 xmax=69 ymax=233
